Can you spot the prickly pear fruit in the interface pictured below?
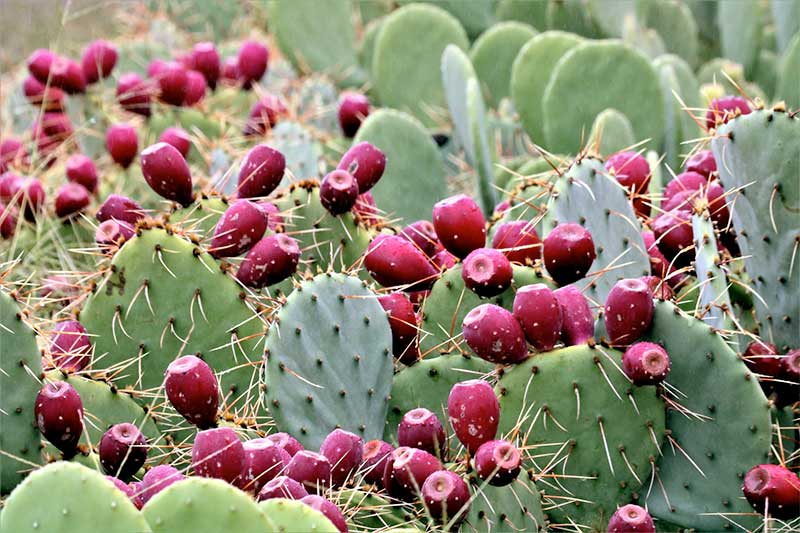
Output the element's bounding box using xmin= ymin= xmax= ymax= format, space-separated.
xmin=605 ymin=150 xmax=651 ymax=216
xmin=244 ymin=95 xmax=287 ymax=135
xmin=743 ymin=340 xmax=782 ymax=377
xmin=775 ymin=350 xmax=799 ymax=408
xmin=35 ymin=381 xmax=83 ymax=457
xmin=237 ymin=40 xmax=269 ymax=87
xmin=210 ymin=200 xmax=268 ymax=258
xmin=320 ymin=428 xmax=363 ymax=487
xmin=157 ymin=62 xmax=188 ymax=106
xmin=685 ymin=150 xmax=716 ymax=179
xmin=362 ymin=440 xmax=394 ymax=485
xmin=183 ymin=70 xmax=207 ymax=106
xmin=337 ymin=142 xmax=386 ymax=194
xmin=158 ymin=127 xmax=192 ymax=158
xmin=65 ymin=154 xmax=98 ymax=193
xmin=301 ymin=495 xmax=349 ymax=533
xmin=543 ymin=223 xmax=596 ymax=286
xmin=286 ymin=450 xmax=332 ymax=490
xmin=553 ymin=285 xmax=594 ymax=346
xmin=141 ymin=142 xmax=193 ymax=206
xmin=491 ymin=220 xmax=541 ymax=265
xmin=365 ymin=234 xmax=438 ymax=291
xmin=607 ymin=504 xmax=655 ymax=532
xmin=106 ymin=476 xmax=137 ymax=507
xmin=96 ymin=220 xmax=134 ymax=245
xmin=190 ymin=42 xmax=220 ymax=89
xmin=398 ymin=408 xmax=446 ymax=458
xmin=462 ymin=304 xmax=528 ymax=364
xmin=16 ymin=177 xmax=46 ymax=220
xmin=389 ymin=447 xmax=442 ymax=500
xmin=116 ymin=73 xmax=152 ymax=117
xmin=236 ymin=233 xmax=300 ymax=288
xmin=27 ymin=48 xmax=56 ymax=84
xmin=257 ymin=475 xmax=308 ymax=501
xmin=55 ymin=183 xmax=90 ymax=218
xmin=641 ymin=276 xmax=673 ymax=301
xmin=320 ymin=170 xmax=359 ymax=215
xmin=461 ymin=248 xmax=513 ymax=297
xmin=378 ymin=292 xmax=419 ymax=365
xmin=475 ymin=439 xmax=521 ymax=487
xmin=447 ymin=380 xmax=499 ymax=454
xmin=604 ymin=278 xmax=655 ymax=346
xmin=237 ymin=438 xmax=291 ymax=494
xmin=513 ymin=283 xmax=563 ymax=352
xmin=641 ymin=230 xmax=669 ymax=278
xmin=622 ymin=342 xmax=670 ymax=385
xmin=140 ymin=465 xmax=184 ymax=505
xmin=664 ymin=171 xmax=708 ymax=202
xmin=266 ymin=432 xmax=304 ymax=457
xmin=99 ymin=423 xmax=147 ymax=481
xmin=106 ymin=123 xmax=138 ymax=168
xmin=81 ymin=39 xmax=117 ymax=84
xmin=237 ymin=144 xmax=286 ymax=198
xmin=743 ymin=464 xmax=800 ymax=519
xmin=432 ymin=194 xmax=486 ymax=259
xmin=49 ymin=56 xmax=86 ymax=93
xmin=0 ymin=203 xmax=16 ymax=238
xmin=192 ymin=427 xmax=245 ymax=483
xmin=400 ymin=220 xmax=441 ymax=258
xmin=651 ymin=209 xmax=693 ymax=265
xmin=421 ymin=470 xmax=470 ymax=525
xmin=49 ymin=320 xmax=92 ymax=372
xmin=706 ymin=96 xmax=751 ymax=129
xmin=338 ymin=92 xmax=370 ymax=138
xmin=24 ymin=75 xmax=65 ymax=111
xmin=164 ymin=355 xmax=220 ymax=429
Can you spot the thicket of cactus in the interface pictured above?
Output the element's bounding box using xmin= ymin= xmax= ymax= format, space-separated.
xmin=0 ymin=1 xmax=798 ymax=532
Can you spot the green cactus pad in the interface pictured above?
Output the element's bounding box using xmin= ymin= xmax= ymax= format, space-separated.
xmin=642 ymin=1 xmax=699 ymax=66
xmin=653 ymin=54 xmax=702 ymax=171
xmin=496 ymin=344 xmax=666 ymax=530
xmin=542 ymin=40 xmax=664 ymax=154
xmin=337 ymin=488 xmax=420 ymax=530
xmin=711 ymin=109 xmax=799 ymax=351
xmin=772 ymin=0 xmax=800 ymax=53
xmin=359 ymin=18 xmax=384 ymax=77
xmin=718 ymin=0 xmax=763 ymax=76
xmin=258 ymin=498 xmax=338 ymax=532
xmin=511 ymin=31 xmax=584 ymax=144
xmin=495 ymin=0 xmax=548 ymax=29
xmin=0 ymin=462 xmax=151 ymax=533
xmin=469 ymin=22 xmax=538 ymax=108
xmin=625 ymin=301 xmax=771 ymax=531
xmin=353 ymin=109 xmax=447 ymax=223
xmin=541 ymin=157 xmax=650 ymax=302
xmin=143 ymin=477 xmax=273 ymax=533
xmin=385 ymin=353 xmax=494 ymax=441
xmin=777 ymin=34 xmax=800 ymax=108
xmin=399 ymin=0 xmax=495 ymax=39
xmin=152 ymin=0 xmax=244 ymax=41
xmin=264 ymin=272 xmax=393 ymax=449
xmin=545 ymin=0 xmax=603 ymax=38
xmin=168 ymin=196 xmax=229 ymax=241
xmin=373 ymin=3 xmax=469 ymax=127
xmin=463 ymin=471 xmax=548 ymax=533
xmin=270 ymin=121 xmax=323 ymax=183
xmin=588 ymin=108 xmax=636 ymax=157
xmin=80 ymin=228 xmax=265 ymax=417
xmin=691 ymin=211 xmax=732 ymax=330
xmin=0 ymin=291 xmax=43 ymax=494
xmin=297 ymin=77 xmax=340 ymax=134
xmin=586 ymin=0 xmax=638 ymax=38
xmin=420 ymin=265 xmax=550 ymax=357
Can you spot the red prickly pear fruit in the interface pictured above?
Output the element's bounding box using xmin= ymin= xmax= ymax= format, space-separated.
xmin=210 ymin=200 xmax=269 ymax=258
xmin=97 ymin=194 xmax=144 ymax=225
xmin=640 ymin=275 xmax=673 ymax=301
xmin=432 ymin=248 xmax=458 ymax=271
xmin=0 ymin=203 xmax=16 ymax=239
xmin=320 ymin=429 xmax=364 ymax=487
xmin=353 ymin=191 xmax=380 ymax=226
xmin=338 ymin=92 xmax=370 ymax=138
xmin=337 ymin=142 xmax=387 ymax=194
xmin=604 ymin=278 xmax=655 ymax=346
xmin=164 ymin=355 xmax=220 ymax=429
xmin=128 ymin=481 xmax=144 ymax=509
xmin=661 ymin=189 xmax=697 ymax=213
xmin=743 ymin=463 xmax=800 ymax=519
xmin=141 ymin=142 xmax=194 ymax=206
xmin=244 ymin=95 xmax=287 ymax=135
xmin=23 ymin=76 xmax=65 ymax=111
xmin=397 ymin=408 xmax=446 ymax=458
xmin=775 ymin=350 xmax=800 ymax=408
xmin=266 ymin=432 xmax=304 ymax=457
xmin=400 ymin=220 xmax=441 ymax=258
xmin=1 ymin=173 xmax=24 ymax=205
xmin=685 ymin=150 xmax=717 ymax=179
xmin=301 ymin=495 xmax=349 ymax=533
xmin=432 ymin=194 xmax=486 ymax=259
xmin=706 ymin=181 xmax=731 ymax=228
xmin=494 ymin=200 xmax=511 ymax=215
xmin=236 ymin=438 xmax=291 ymax=494
xmin=286 ymin=450 xmax=332 ymax=489
xmin=475 ymin=440 xmax=521 ymax=487
xmin=421 ymin=470 xmax=470 ymax=525
xmin=554 ymin=285 xmax=594 ymax=346
xmin=106 ymin=123 xmax=138 ymax=168
xmin=462 ymin=304 xmax=528 ymax=364
xmin=65 ymin=154 xmax=98 ymax=193
xmin=237 ymin=41 xmax=269 ymax=88
xmin=157 ymin=62 xmax=188 ymax=106
xmin=236 ymin=233 xmax=300 ymax=289
xmin=622 ymin=342 xmax=670 ymax=385
xmin=49 ymin=57 xmax=86 ymax=94
xmin=543 ymin=223 xmax=596 ymax=286
xmin=257 ymin=475 xmax=309 ymax=501
xmin=96 ymin=220 xmax=135 ymax=245
xmin=651 ymin=209 xmax=693 ymax=266
xmin=49 ymin=320 xmax=92 ymax=372
xmin=607 ymin=504 xmax=655 ymax=532
xmin=513 ymin=284 xmax=563 ymax=352
xmin=55 ymin=183 xmax=90 ymax=218
xmin=158 ymin=127 xmax=192 ymax=158
xmin=364 ymin=234 xmax=438 ymax=291
xmin=116 ymin=73 xmax=152 ymax=117
xmin=149 ymin=59 xmax=167 ymax=79
xmin=221 ymin=57 xmax=240 ymax=84
xmin=641 ymin=231 xmax=669 ymax=278
xmin=237 ymin=144 xmax=286 ymax=198
xmin=140 ymin=465 xmax=184 ymax=505
xmin=320 ymin=169 xmax=359 ymax=215
xmin=183 ymin=70 xmax=207 ymax=106
xmin=706 ymin=96 xmax=751 ymax=130
xmin=389 ymin=447 xmax=442 ymax=500
xmin=27 ymin=48 xmax=56 ymax=84
xmin=191 ymin=42 xmax=221 ymax=89
xmin=605 ymin=150 xmax=651 ymax=217
xmin=362 ymin=440 xmax=394 ymax=485
xmin=447 ymin=380 xmax=499 ymax=454
xmin=461 ymin=248 xmax=513 ymax=298
xmin=99 ymin=423 xmax=147 ymax=481
xmin=378 ymin=292 xmax=419 ymax=365
xmin=192 ymin=427 xmax=245 ymax=483
xmin=81 ymin=39 xmax=117 ymax=84
xmin=35 ymin=381 xmax=83 ymax=457
xmin=259 ymin=201 xmax=284 ymax=232
xmin=106 ymin=476 xmax=136 ymax=505
xmin=664 ymin=171 xmax=707 ymax=202
xmin=742 ymin=340 xmax=782 ymax=377
xmin=491 ymin=220 xmax=541 ymax=265
xmin=16 ymin=178 xmax=46 ymax=221
xmin=1 ymin=138 xmax=28 ymax=173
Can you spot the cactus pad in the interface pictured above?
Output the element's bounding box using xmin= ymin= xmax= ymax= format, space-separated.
xmin=337 ymin=488 xmax=419 ymax=530
xmin=463 ymin=471 xmax=547 ymax=532
xmin=270 ymin=121 xmax=323 ymax=183
xmin=469 ymin=22 xmax=537 ymax=107
xmin=169 ymin=196 xmax=229 ymax=240
xmin=588 ymin=108 xmax=636 ymax=157
xmin=258 ymin=498 xmax=338 ymax=532
xmin=691 ymin=211 xmax=732 ymax=330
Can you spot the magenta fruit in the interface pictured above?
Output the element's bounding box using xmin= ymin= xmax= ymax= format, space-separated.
xmin=116 ymin=73 xmax=152 ymax=117
xmin=320 ymin=428 xmax=364 ymax=487
xmin=337 ymin=142 xmax=387 ymax=194
xmin=0 ymin=203 xmax=16 ymax=239
xmin=81 ymin=39 xmax=117 ymax=84
xmin=49 ymin=320 xmax=92 ymax=372
xmin=106 ymin=476 xmax=137 ymax=507
xmin=320 ymin=169 xmax=359 ymax=215
xmin=641 ymin=275 xmax=673 ymax=301
xmin=55 ymin=183 xmax=91 ymax=218
xmin=775 ymin=350 xmax=799 ymax=408
xmin=65 ymin=154 xmax=98 ymax=193
xmin=301 ymin=495 xmax=349 ymax=533
xmin=605 ymin=150 xmax=651 ymax=217
xmin=99 ymin=423 xmax=147 ymax=481
xmin=512 ymin=283 xmax=563 ymax=352
xmin=0 ymin=138 xmax=28 ymax=173
xmin=462 ymin=304 xmax=528 ymax=364
xmin=604 ymin=278 xmax=655 ymax=346
xmin=742 ymin=464 xmax=800 ymax=519
xmin=432 ymin=194 xmax=486 ymax=259
xmin=742 ymin=340 xmax=782 ymax=377
xmin=106 ymin=123 xmax=138 ymax=168
xmin=286 ymin=450 xmax=332 ymax=489
xmin=128 ymin=481 xmax=144 ymax=510
xmin=96 ymin=220 xmax=135 ymax=245
xmin=237 ymin=144 xmax=286 ymax=198
xmin=475 ymin=440 xmax=521 ymax=487
xmin=607 ymin=504 xmax=655 ymax=532
xmin=183 ymin=70 xmax=207 ymax=106
xmin=354 ymin=191 xmax=380 ymax=225
xmin=16 ymin=178 xmax=46 ymax=221
xmin=141 ymin=142 xmax=194 ymax=206
xmin=244 ymin=95 xmax=287 ymax=135
xmin=685 ymin=150 xmax=717 ymax=179
xmin=237 ymin=40 xmax=269 ymax=87
xmin=432 ymin=248 xmax=458 ymax=271
xmin=651 ymin=209 xmax=693 ymax=265
xmin=158 ymin=127 xmax=192 ymax=158
xmin=237 ymin=438 xmax=291 ymax=494
xmin=553 ymin=285 xmax=594 ymax=346
xmin=461 ymin=248 xmax=513 ymax=297
xmin=27 ymin=48 xmax=56 ymax=84
xmin=257 ymin=475 xmax=309 ymax=501
xmin=210 ymin=200 xmax=269 ymax=258
xmin=378 ymin=292 xmax=419 ymax=365
xmin=397 ymin=408 xmax=446 ymax=458
xmin=259 ymin=201 xmax=284 ymax=231
xmin=421 ymin=470 xmax=470 ymax=525
xmin=641 ymin=230 xmax=670 ymax=278
xmin=49 ymin=57 xmax=86 ymax=94
xmin=362 ymin=440 xmax=394 ymax=485
xmin=190 ymin=42 xmax=221 ymax=89
xmin=447 ymin=380 xmax=499 ymax=454
xmin=706 ymin=96 xmax=751 ymax=129
xmin=157 ymin=62 xmax=188 ymax=106
xmin=491 ymin=220 xmax=541 ymax=265
xmin=35 ymin=381 xmax=83 ymax=457
xmin=622 ymin=342 xmax=671 ymax=385
xmin=364 ymin=234 xmax=438 ymax=291
xmin=97 ymin=194 xmax=144 ymax=225
xmin=221 ymin=57 xmax=240 ymax=84
xmin=23 ymin=76 xmax=65 ymax=111
xmin=543 ymin=223 xmax=596 ymax=286
xmin=164 ymin=355 xmax=220 ymax=429
xmin=236 ymin=233 xmax=300 ymax=289
xmin=663 ymin=171 xmax=708 ymax=202
xmin=338 ymin=92 xmax=370 ymax=138
xmin=192 ymin=427 xmax=245 ymax=483
xmin=400 ymin=220 xmax=441 ymax=258
xmin=140 ymin=465 xmax=184 ymax=505
xmin=389 ymin=447 xmax=442 ymax=500
xmin=266 ymin=432 xmax=304 ymax=457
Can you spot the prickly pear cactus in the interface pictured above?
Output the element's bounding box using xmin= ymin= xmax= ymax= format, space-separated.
xmin=691 ymin=210 xmax=732 ymax=330
xmin=169 ymin=196 xmax=229 ymax=239
xmin=588 ymin=108 xmax=635 ymax=157
xmin=258 ymin=498 xmax=338 ymax=532
xmin=464 ymin=471 xmax=548 ymax=532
